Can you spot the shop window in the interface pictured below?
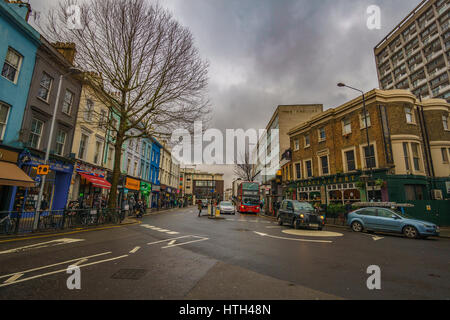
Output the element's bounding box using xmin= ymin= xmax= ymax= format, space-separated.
xmin=0 ymin=102 xmax=10 ymax=140
xmin=37 ymin=72 xmax=53 ymax=102
xmin=28 ymin=118 xmax=44 ymax=149
xmin=405 ymin=184 xmax=424 ymax=200
xmin=2 ymin=47 xmax=22 ymax=83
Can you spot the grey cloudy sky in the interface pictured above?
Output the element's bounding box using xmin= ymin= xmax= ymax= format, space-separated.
xmin=29 ymin=0 xmax=419 ymax=188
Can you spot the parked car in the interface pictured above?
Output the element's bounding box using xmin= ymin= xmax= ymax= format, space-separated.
xmin=277 ymin=200 xmax=325 ymax=230
xmin=347 ymin=207 xmax=440 ymax=239
xmin=219 ymin=201 xmax=235 ymax=215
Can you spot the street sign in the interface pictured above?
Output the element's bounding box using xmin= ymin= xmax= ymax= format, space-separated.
xmin=37 ymin=165 xmax=50 ymax=175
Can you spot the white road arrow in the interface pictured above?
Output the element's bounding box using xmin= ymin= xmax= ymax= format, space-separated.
xmin=0 ymin=238 xmax=85 ymax=255
xmin=253 ymin=232 xmax=333 ymax=243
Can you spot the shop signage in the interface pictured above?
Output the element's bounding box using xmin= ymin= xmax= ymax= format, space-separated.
xmin=152 ymin=185 xmax=161 ymax=192
xmin=75 ymin=162 xmax=106 ymax=178
xmin=140 ymin=182 xmax=151 ymax=193
xmin=37 ymin=165 xmax=50 ymax=175
xmin=0 ymin=147 xmax=18 ymax=163
xmin=125 ymin=177 xmax=140 ymax=190
xmin=26 ymin=156 xmax=73 ymax=173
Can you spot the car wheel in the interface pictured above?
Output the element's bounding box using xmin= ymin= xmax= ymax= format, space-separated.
xmin=403 ymin=225 xmax=419 ymax=239
xmin=351 ymin=221 xmax=363 ymax=233
xmin=277 ymin=216 xmax=283 ymax=226
xmin=318 ymin=227 xmax=323 ymax=231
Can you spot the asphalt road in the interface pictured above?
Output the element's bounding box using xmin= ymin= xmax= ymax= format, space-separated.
xmin=0 ymin=206 xmax=449 ymax=300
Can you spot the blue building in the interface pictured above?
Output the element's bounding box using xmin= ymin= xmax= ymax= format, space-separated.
xmin=149 ymin=138 xmax=161 ymax=208
xmin=0 ymin=0 xmax=40 ymax=148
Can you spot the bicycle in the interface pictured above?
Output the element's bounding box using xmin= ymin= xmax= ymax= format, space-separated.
xmin=0 ymin=214 xmax=16 ymax=234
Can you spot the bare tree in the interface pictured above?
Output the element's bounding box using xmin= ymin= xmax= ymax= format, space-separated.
xmin=40 ymin=0 xmax=210 ymax=208
xmin=234 ymin=151 xmax=254 ymax=182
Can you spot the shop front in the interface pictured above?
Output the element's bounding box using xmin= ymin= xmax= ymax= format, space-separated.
xmin=124 ymin=176 xmax=141 ymax=204
xmin=70 ymin=161 xmax=111 ymax=208
xmin=0 ymin=146 xmax=36 ymax=212
xmin=140 ymin=181 xmax=152 ymax=207
xmin=11 ymin=150 xmax=74 ymax=212
xmin=151 ymin=184 xmax=160 ymax=208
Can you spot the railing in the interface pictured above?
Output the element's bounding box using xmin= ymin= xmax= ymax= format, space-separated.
xmin=0 ymin=208 xmax=125 ymax=236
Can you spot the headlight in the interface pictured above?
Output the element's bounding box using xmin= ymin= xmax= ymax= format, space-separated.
xmin=300 ymin=214 xmax=304 ymax=218
xmin=320 ymin=216 xmax=324 ymax=220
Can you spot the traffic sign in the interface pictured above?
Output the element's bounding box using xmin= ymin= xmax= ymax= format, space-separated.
xmin=37 ymin=165 xmax=50 ymax=175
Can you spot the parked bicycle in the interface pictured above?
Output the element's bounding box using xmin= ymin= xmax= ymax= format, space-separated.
xmin=0 ymin=213 xmax=16 ymax=234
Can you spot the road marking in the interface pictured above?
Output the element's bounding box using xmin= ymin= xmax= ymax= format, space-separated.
xmin=361 ymin=233 xmax=385 ymax=241
xmin=266 ymin=226 xmax=280 ymax=229
xmin=253 ymin=231 xmax=333 ymax=243
xmin=72 ymin=258 xmax=88 ymax=266
xmin=0 ymin=238 xmax=85 ymax=255
xmin=0 ymin=254 xmax=128 ymax=288
xmin=0 ymin=252 xmax=111 ymax=280
xmin=162 ymin=236 xmax=208 ymax=249
xmin=166 ymin=231 xmax=179 ymax=235
xmin=4 ymin=273 xmax=23 ymax=284
xmin=147 ymin=236 xmax=191 ymax=245
xmin=282 ymin=230 xmax=343 ymax=238
xmin=129 ymin=246 xmax=141 ymax=254
xmin=168 ymin=240 xmax=176 ymax=246
xmin=141 ymin=224 xmax=180 ymax=235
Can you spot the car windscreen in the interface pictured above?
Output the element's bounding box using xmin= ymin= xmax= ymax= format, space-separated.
xmin=220 ymin=202 xmax=233 ymax=206
xmin=292 ymin=201 xmax=314 ymax=211
xmin=243 ymin=198 xmax=259 ymax=205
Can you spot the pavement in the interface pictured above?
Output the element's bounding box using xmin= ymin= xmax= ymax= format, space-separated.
xmin=0 ymin=206 xmax=449 ymax=300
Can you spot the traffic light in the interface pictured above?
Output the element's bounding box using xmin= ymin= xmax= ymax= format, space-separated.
xmin=276 ymin=170 xmax=282 ymax=185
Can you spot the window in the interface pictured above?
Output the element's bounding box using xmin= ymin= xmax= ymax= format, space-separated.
xmin=94 ymin=140 xmax=102 ymax=164
xmin=108 ymin=147 xmax=114 ymax=166
xmin=127 ymin=157 xmax=131 ymax=174
xmin=443 ymin=115 xmax=449 ymax=130
xmin=84 ymin=99 xmax=93 ymax=121
xmin=28 ymin=118 xmax=44 ymax=149
xmin=62 ymin=90 xmax=74 ymax=115
xmin=98 ymin=110 xmax=106 ymax=128
xmin=403 ymin=142 xmax=411 ymax=171
xmin=0 ymin=102 xmax=10 ymax=140
xmin=304 ymin=134 xmax=310 ymax=148
xmin=320 ymin=156 xmax=329 ymax=175
xmin=37 ymin=73 xmax=53 ymax=101
xmin=295 ymin=163 xmax=301 ymax=180
xmin=411 ymin=143 xmax=421 ymax=171
xmin=294 ymin=139 xmax=299 ymax=151
xmin=441 ymin=148 xmax=449 ymax=163
xmin=55 ymin=129 xmax=66 ymax=156
xmin=359 ymin=111 xmax=371 ymax=129
xmin=305 ymin=160 xmax=313 ymax=178
xmin=377 ymin=208 xmax=395 ymax=218
xmin=405 ymin=107 xmax=414 ymax=123
xmin=342 ymin=118 xmax=352 ymax=135
xmin=363 ymin=145 xmax=376 ymax=169
xmin=345 ymin=150 xmax=356 ymax=171
xmin=134 ymin=161 xmax=138 ymax=177
xmin=318 ymin=127 xmax=326 ymax=141
xmin=2 ymin=48 xmax=22 ymax=83
xmin=78 ymin=133 xmax=89 ymax=159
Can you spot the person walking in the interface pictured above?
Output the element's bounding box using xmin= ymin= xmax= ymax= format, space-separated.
xmin=197 ymin=200 xmax=202 ymax=217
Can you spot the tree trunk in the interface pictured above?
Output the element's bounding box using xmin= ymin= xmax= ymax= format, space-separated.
xmin=108 ymin=134 xmax=125 ymax=209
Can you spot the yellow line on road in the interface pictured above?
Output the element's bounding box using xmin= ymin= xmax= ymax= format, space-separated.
xmin=0 ymin=221 xmax=142 ymax=244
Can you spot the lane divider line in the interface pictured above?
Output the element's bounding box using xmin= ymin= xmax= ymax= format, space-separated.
xmin=129 ymin=246 xmax=140 ymax=254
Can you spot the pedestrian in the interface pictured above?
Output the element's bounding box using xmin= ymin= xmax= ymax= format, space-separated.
xmin=197 ymin=200 xmax=202 ymax=217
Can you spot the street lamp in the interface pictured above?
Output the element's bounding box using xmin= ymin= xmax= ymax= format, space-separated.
xmin=33 ymin=67 xmax=83 ymax=230
xmin=337 ymin=82 xmax=373 ymax=202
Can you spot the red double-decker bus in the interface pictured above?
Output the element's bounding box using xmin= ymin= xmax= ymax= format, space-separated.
xmin=237 ymin=182 xmax=260 ymax=214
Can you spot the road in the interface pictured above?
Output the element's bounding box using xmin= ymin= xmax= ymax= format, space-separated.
xmin=0 ymin=206 xmax=449 ymax=300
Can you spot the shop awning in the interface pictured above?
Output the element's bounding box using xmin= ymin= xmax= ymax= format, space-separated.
xmin=0 ymin=161 xmax=35 ymax=188
xmin=79 ymin=173 xmax=111 ymax=189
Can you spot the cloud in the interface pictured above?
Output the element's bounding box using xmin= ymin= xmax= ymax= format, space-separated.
xmin=30 ymin=0 xmax=419 ymax=188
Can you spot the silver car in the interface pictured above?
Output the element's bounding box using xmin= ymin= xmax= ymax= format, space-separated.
xmin=219 ymin=201 xmax=235 ymax=215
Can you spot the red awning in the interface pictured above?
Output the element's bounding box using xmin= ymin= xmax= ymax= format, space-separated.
xmin=79 ymin=173 xmax=111 ymax=189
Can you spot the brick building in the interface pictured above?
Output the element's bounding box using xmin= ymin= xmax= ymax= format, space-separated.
xmin=287 ymin=89 xmax=450 ymax=224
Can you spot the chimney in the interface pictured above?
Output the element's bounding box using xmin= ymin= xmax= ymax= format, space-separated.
xmin=52 ymin=42 xmax=77 ymax=64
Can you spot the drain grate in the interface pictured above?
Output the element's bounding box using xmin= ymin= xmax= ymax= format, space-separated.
xmin=111 ymin=269 xmax=147 ymax=280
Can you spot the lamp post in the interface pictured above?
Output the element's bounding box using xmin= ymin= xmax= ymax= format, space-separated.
xmin=337 ymin=83 xmax=373 ymax=202
xmin=33 ymin=67 xmax=82 ymax=230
